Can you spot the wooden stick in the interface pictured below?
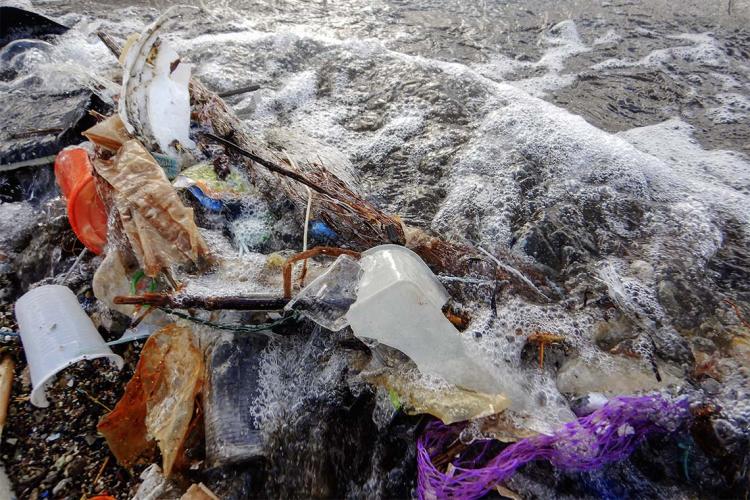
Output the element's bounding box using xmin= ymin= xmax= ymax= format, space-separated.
xmin=0 ymin=356 xmax=15 ymax=440
xmin=217 ymin=84 xmax=260 ymax=97
xmin=115 ymin=293 xmax=289 ymax=311
xmin=97 ymin=31 xmax=122 ymax=58
xmin=93 ymin=455 xmax=110 ymax=486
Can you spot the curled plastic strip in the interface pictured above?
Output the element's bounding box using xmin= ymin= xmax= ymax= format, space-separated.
xmin=417 ymin=393 xmax=691 ymax=500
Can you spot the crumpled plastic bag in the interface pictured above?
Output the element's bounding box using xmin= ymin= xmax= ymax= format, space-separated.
xmin=92 ymin=248 xmax=136 ymax=316
xmin=83 ymin=114 xmax=131 ymax=152
xmin=181 ymin=483 xmax=219 ymax=500
xmin=363 ymin=368 xmax=509 ymax=425
xmin=98 ymin=323 xmax=204 ymax=476
xmin=93 ymin=140 xmax=211 ymax=277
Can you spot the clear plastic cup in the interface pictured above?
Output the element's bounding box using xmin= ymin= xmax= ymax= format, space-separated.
xmin=14 ymin=285 xmax=124 ymax=408
xmin=346 ymin=245 xmax=501 ymax=395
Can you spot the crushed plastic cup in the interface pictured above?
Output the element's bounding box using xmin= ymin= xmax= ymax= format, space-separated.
xmin=54 ymin=147 xmax=109 ymax=254
xmin=14 ymin=285 xmax=124 ymax=408
xmin=285 ymin=254 xmax=362 ymax=331
xmin=346 ymin=245 xmax=501 ymax=395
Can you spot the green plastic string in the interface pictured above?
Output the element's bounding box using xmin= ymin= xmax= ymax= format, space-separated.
xmin=160 ymin=307 xmax=300 ymax=334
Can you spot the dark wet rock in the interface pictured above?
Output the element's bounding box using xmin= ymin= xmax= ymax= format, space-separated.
xmin=251 ymin=329 xmax=418 ymax=498
xmin=13 ymin=198 xmax=82 ymax=292
xmin=593 ymin=318 xmax=638 ymax=351
xmin=0 ymin=201 xmax=43 ymax=302
xmin=556 ymin=355 xmax=682 ymax=397
xmin=514 ymin=212 xmax=597 ymax=274
xmin=0 ymin=90 xmax=108 ymax=172
xmin=691 ymin=410 xmax=750 ymax=492
xmin=263 ymin=388 xmax=418 ymax=498
xmin=657 ymin=278 xmax=716 ymax=331
xmin=52 ymin=477 xmax=72 ymax=495
xmin=0 ymin=6 xmax=68 ymax=49
xmin=708 ymin=218 xmax=750 ymax=300
xmin=0 ymin=201 xmax=39 ymax=253
xmin=691 ymin=336 xmax=718 ymax=355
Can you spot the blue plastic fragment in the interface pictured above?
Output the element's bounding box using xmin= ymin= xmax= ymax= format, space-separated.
xmin=152 ymin=152 xmax=181 ymax=179
xmin=188 ymin=185 xmax=224 ymax=212
xmin=310 ymin=220 xmax=337 ymax=241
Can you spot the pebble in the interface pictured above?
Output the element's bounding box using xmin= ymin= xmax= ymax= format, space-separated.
xmin=53 ymin=455 xmax=69 ymax=469
xmin=701 ymin=378 xmax=721 ymax=395
xmin=65 ymin=456 xmax=86 ymax=478
xmin=52 ymin=477 xmax=71 ymax=496
xmin=20 ymin=366 xmax=31 ymax=389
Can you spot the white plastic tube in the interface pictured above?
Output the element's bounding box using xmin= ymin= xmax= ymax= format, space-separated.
xmin=15 ymin=285 xmax=124 ymax=408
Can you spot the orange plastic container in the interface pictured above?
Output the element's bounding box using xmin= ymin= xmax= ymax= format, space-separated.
xmin=54 ymin=147 xmax=108 ymax=254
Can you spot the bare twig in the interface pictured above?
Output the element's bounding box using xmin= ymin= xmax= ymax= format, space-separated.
xmin=93 ymin=455 xmax=110 ymax=486
xmin=115 ymin=293 xmax=289 ymax=311
xmin=476 ymin=246 xmax=550 ymax=302
xmin=77 ymin=388 xmax=112 ymax=412
xmin=96 ymin=31 xmax=122 ymax=58
xmin=9 ymin=127 xmax=63 ymax=139
xmin=60 ymin=248 xmax=88 ymax=285
xmin=204 ymin=133 xmax=343 ymax=200
xmin=0 ymin=356 xmax=14 ymax=440
xmin=217 ymin=84 xmax=260 ymax=97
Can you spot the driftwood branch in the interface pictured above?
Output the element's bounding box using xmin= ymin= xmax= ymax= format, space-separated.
xmin=114 ymin=292 xmax=289 ymax=311
xmin=0 ymin=356 xmax=14 ymax=439
xmin=203 ymin=133 xmax=342 ymax=200
xmin=217 ymin=84 xmax=260 ymax=97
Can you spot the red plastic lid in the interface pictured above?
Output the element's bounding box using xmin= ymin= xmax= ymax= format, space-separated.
xmin=54 ymin=148 xmax=109 ymax=254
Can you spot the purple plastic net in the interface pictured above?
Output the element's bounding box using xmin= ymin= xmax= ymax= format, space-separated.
xmin=417 ymin=393 xmax=690 ymax=499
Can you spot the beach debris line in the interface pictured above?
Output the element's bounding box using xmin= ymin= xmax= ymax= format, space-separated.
xmin=6 ymin=5 xmax=742 ymax=498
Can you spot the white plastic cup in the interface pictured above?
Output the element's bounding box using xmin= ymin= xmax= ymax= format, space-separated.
xmin=346 ymin=245 xmax=501 ymax=395
xmin=15 ymin=285 xmax=124 ymax=408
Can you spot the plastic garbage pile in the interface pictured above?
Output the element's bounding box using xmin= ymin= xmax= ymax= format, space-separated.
xmin=1 ymin=5 xmax=749 ymax=500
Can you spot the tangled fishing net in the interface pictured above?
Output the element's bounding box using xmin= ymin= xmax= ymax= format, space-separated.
xmin=417 ymin=393 xmax=691 ymax=499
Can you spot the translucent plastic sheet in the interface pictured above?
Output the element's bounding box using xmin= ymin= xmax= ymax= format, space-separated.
xmin=98 ymin=323 xmax=204 ymax=476
xmin=93 ymin=140 xmax=211 ymax=276
xmin=364 ymin=369 xmax=509 ymax=425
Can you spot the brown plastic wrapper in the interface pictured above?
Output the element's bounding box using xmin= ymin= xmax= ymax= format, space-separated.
xmin=93 ymin=139 xmax=211 ymax=277
xmin=83 ymin=114 xmax=132 ymax=152
xmin=98 ymin=324 xmax=204 ymax=476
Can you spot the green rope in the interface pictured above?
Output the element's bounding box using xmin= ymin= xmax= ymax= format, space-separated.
xmin=160 ymin=307 xmax=299 ymax=334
